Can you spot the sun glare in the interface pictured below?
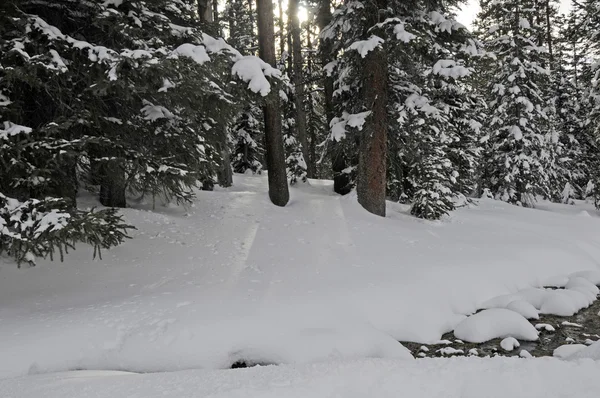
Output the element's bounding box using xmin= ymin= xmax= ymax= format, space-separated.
xmin=298 ymin=6 xmax=308 ymax=23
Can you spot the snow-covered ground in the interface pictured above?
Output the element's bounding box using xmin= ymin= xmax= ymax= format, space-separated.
xmin=1 ymin=175 xmax=600 ymax=395
xmin=3 ymin=358 xmax=600 ymax=398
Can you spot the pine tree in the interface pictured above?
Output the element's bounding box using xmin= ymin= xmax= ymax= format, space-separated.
xmin=0 ymin=0 xmax=282 ymax=264
xmin=475 ymin=0 xmax=554 ymax=207
xmin=323 ymin=0 xmax=480 ymax=218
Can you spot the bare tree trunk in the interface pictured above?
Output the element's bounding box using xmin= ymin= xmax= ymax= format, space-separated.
xmin=99 ymin=161 xmax=126 ymax=208
xmin=306 ymin=21 xmax=318 ymax=178
xmin=277 ymin=0 xmax=285 ymax=60
xmin=318 ymin=0 xmax=350 ymax=194
xmin=289 ymin=0 xmax=311 ymax=177
xmin=546 ymin=0 xmax=554 ymax=68
xmin=257 ymin=0 xmax=290 ymax=206
xmin=357 ymin=0 xmax=388 ymax=217
xmin=198 ymin=0 xmax=213 ymax=23
xmin=248 ymin=0 xmax=256 ymax=54
xmin=212 ymin=0 xmax=219 ymax=28
xmin=217 ymin=132 xmax=233 ymax=187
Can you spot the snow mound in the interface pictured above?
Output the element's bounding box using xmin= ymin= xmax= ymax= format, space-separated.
xmin=568 ymin=340 xmax=600 ymax=361
xmin=483 ymin=271 xmax=599 ymax=319
xmin=454 ymin=309 xmax=538 ymax=343
xmin=553 ymin=344 xmax=587 ymax=359
xmin=506 ymin=300 xmax=539 ymax=319
xmin=500 ymin=337 xmax=520 ymax=351
xmin=570 ymin=270 xmax=600 ymax=286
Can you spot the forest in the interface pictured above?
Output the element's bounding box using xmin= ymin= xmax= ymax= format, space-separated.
xmin=1 ymin=0 xmax=600 ymax=264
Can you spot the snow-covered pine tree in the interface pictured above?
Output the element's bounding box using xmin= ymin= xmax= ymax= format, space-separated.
xmin=0 ymin=0 xmax=279 ymax=264
xmin=323 ymin=0 xmax=481 ymax=218
xmin=225 ymin=0 xmax=265 ymax=176
xmin=548 ymin=11 xmax=596 ymax=202
xmin=577 ymin=0 xmax=600 ymax=206
xmin=475 ymin=0 xmax=554 ymax=207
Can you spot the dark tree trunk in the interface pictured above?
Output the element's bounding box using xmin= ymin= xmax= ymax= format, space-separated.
xmin=357 ymin=0 xmax=388 ymax=217
xmin=198 ymin=0 xmax=212 ymax=23
xmin=218 ymin=142 xmax=233 ymax=188
xmin=212 ymin=0 xmax=219 ymax=29
xmin=277 ymin=0 xmax=285 ymax=59
xmin=546 ymin=0 xmax=553 ymax=67
xmin=99 ymin=161 xmax=126 ymax=208
xmin=306 ymin=23 xmax=318 ymax=178
xmin=257 ymin=0 xmax=290 ymax=206
xmin=318 ymin=0 xmax=350 ymax=194
xmin=289 ymin=0 xmax=311 ymax=177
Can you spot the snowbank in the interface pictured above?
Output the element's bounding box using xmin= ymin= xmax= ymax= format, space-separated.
xmin=454 ymin=309 xmax=539 ymax=343
xmin=2 ymin=358 xmax=600 ymax=398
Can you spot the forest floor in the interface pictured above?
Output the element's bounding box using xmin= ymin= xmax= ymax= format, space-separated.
xmin=1 ymin=174 xmax=600 ymax=397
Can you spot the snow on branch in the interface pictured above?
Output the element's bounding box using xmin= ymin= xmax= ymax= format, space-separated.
xmin=232 ymin=56 xmax=281 ymax=97
xmin=0 ymin=122 xmax=32 ymax=140
xmin=349 ymin=36 xmax=384 ymax=58
xmin=431 ymin=60 xmax=471 ymax=78
xmin=329 ymin=111 xmax=371 ymax=142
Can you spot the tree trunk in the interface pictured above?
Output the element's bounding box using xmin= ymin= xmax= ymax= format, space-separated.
xmin=357 ymin=0 xmax=388 ymax=217
xmin=99 ymin=161 xmax=126 ymax=208
xmin=318 ymin=0 xmax=350 ymax=194
xmin=257 ymin=0 xmax=290 ymax=206
xmin=306 ymin=22 xmax=318 ymax=178
xmin=277 ymin=0 xmax=285 ymax=60
xmin=198 ymin=0 xmax=213 ymax=23
xmin=218 ymin=146 xmax=233 ymax=187
xmin=212 ymin=0 xmax=219 ymax=29
xmin=289 ymin=0 xmax=311 ymax=177
xmin=546 ymin=0 xmax=553 ymax=68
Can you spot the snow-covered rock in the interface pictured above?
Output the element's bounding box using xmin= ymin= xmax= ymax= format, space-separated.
xmin=500 ymin=337 xmax=520 ymax=351
xmin=568 ymin=340 xmax=600 ymax=361
xmin=553 ymin=344 xmax=587 ymax=359
xmin=506 ymin=300 xmax=539 ymax=319
xmin=454 ymin=309 xmax=538 ymax=343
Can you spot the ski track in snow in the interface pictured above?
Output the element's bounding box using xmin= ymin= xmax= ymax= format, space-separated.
xmin=1 ymin=175 xmax=600 ymax=379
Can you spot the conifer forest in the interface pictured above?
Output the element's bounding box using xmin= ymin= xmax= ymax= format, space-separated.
xmin=4 ymin=2 xmax=600 ymax=396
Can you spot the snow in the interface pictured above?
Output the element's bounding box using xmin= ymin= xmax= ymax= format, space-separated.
xmin=535 ymin=323 xmax=556 ymax=332
xmin=500 ymin=337 xmax=520 ymax=351
xmin=1 ymin=176 xmax=600 ymax=380
xmin=569 ymin=341 xmax=600 ymax=361
xmin=329 ymin=111 xmax=371 ymax=141
xmin=454 ymin=309 xmax=539 ymax=343
xmin=141 ymin=102 xmax=174 ymax=121
xmin=2 ymin=358 xmax=600 ymax=398
xmin=553 ymin=344 xmax=586 ymax=359
xmin=394 ymin=23 xmax=416 ymax=43
xmin=0 ymin=121 xmax=32 ymax=140
xmin=171 ymin=43 xmax=210 ymax=65
xmin=232 ymin=56 xmax=282 ymax=97
xmin=349 ymin=35 xmax=384 ymax=58
xmin=431 ymin=60 xmax=470 ymax=78
xmin=506 ymin=300 xmax=539 ymax=320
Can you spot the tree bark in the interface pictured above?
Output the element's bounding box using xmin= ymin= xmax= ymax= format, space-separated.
xmin=306 ymin=22 xmax=318 ymax=178
xmin=289 ymin=0 xmax=311 ymax=177
xmin=357 ymin=0 xmax=388 ymax=217
xmin=257 ymin=0 xmax=290 ymax=206
xmin=277 ymin=0 xmax=285 ymax=60
xmin=218 ymin=147 xmax=233 ymax=187
xmin=546 ymin=0 xmax=554 ymax=68
xmin=198 ymin=0 xmax=213 ymax=23
xmin=99 ymin=161 xmax=126 ymax=208
xmin=318 ymin=0 xmax=350 ymax=194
